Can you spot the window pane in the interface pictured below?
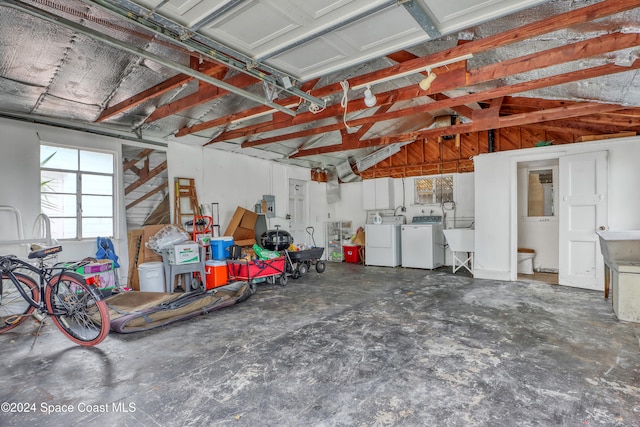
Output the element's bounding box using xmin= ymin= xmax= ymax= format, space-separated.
xmin=41 ymin=146 xmax=78 ymax=170
xmin=435 ymin=176 xmax=454 ymax=203
xmin=82 ymin=195 xmax=113 ymax=216
xmin=41 ymin=144 xmax=115 ymax=240
xmin=80 ymin=151 xmax=113 ymax=173
xmin=41 ymin=194 xmax=77 ymax=216
xmin=415 ymin=178 xmax=434 ymax=204
xmin=49 ymin=217 xmax=77 ymax=240
xmin=82 ymin=174 xmax=113 ymax=196
xmin=41 ymin=171 xmax=76 ymax=193
xmin=528 ymin=169 xmax=554 ymax=217
xmin=82 ymin=218 xmax=113 ymax=238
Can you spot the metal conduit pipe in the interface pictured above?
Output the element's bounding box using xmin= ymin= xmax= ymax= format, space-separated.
xmin=3 ymin=0 xmax=298 ymax=118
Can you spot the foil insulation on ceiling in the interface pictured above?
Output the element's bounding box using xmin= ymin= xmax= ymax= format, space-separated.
xmin=0 ymin=0 xmax=639 ymax=170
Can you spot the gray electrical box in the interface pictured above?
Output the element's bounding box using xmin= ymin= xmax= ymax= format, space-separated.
xmin=263 ymin=195 xmax=275 ymax=218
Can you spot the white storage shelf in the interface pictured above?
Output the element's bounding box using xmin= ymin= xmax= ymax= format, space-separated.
xmin=326 ymin=221 xmax=352 ymax=262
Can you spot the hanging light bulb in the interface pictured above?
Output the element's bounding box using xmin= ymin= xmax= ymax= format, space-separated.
xmin=363 ymin=85 xmax=377 ymax=107
xmin=419 ymin=69 xmax=437 ymax=91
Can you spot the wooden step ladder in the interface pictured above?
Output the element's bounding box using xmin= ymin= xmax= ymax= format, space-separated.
xmin=173 ymin=177 xmax=201 ymax=230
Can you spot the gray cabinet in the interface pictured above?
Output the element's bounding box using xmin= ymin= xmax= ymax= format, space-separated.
xmin=325 ymin=221 xmax=352 ymax=262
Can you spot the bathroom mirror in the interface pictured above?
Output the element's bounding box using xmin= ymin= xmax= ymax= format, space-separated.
xmin=528 ymin=168 xmax=554 ymax=217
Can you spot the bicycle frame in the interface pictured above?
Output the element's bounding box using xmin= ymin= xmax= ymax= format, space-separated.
xmin=1 ymin=245 xmax=111 ymax=346
xmin=0 ymin=254 xmax=97 ymax=316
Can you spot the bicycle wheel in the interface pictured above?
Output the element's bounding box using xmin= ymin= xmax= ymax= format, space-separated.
xmin=45 ymin=272 xmax=110 ymax=346
xmin=0 ymin=273 xmax=40 ymax=334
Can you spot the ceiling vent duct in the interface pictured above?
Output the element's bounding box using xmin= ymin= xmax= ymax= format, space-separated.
xmin=356 ymin=142 xmax=411 ymax=173
xmin=335 ymin=159 xmax=361 ymax=183
xmin=326 ymin=167 xmax=340 ymax=204
xmin=434 ymin=115 xmax=456 ymax=140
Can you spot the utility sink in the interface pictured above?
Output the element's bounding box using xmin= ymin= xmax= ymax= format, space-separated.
xmin=443 ymin=229 xmax=475 ymax=253
xmin=443 ymin=228 xmax=475 ymax=275
xmin=596 ymin=230 xmax=640 ymax=266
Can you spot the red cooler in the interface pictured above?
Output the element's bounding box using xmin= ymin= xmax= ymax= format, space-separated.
xmin=344 ymin=245 xmax=361 ymax=263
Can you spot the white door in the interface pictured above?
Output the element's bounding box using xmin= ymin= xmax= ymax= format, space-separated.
xmin=558 ymin=151 xmax=608 ymax=290
xmin=288 ymin=179 xmax=307 ymax=246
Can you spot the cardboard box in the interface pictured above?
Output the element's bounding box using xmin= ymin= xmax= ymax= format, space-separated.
xmin=127 ymin=229 xmax=144 ymax=291
xmin=352 ymin=228 xmax=365 ymax=246
xmin=142 ymin=224 xmax=166 ymax=263
xmin=224 ymin=206 xmax=259 ymax=247
xmin=167 ymin=242 xmax=200 ymax=265
xmin=127 ymin=225 xmax=168 ymax=290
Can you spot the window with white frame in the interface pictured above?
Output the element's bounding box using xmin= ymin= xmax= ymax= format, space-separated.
xmin=414 ymin=175 xmax=454 ymax=205
xmin=40 ymin=144 xmax=115 ymax=240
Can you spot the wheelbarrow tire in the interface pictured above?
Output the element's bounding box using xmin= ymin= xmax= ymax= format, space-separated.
xmin=298 ymin=263 xmax=308 ymax=276
xmin=279 ymin=274 xmax=288 ymax=286
xmin=316 ymin=261 xmax=326 ymax=273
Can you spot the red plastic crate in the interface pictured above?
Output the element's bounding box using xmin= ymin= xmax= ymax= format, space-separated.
xmin=344 ymin=245 xmax=361 ymax=263
xmin=227 ymin=257 xmax=285 ymax=281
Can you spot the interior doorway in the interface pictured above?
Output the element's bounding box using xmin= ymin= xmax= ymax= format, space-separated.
xmin=514 ymin=151 xmax=608 ymax=289
xmin=516 ymin=159 xmax=559 ymax=285
xmin=288 ymin=179 xmax=307 ymax=246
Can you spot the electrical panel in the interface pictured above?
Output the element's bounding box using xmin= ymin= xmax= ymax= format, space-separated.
xmin=263 ymin=195 xmax=275 ymax=218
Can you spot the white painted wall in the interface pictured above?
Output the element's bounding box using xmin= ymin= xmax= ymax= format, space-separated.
xmin=474 ymin=136 xmax=640 ymax=282
xmin=0 ymin=116 xmax=480 ymax=285
xmin=168 ymin=146 xmax=330 ymax=248
xmin=0 ymin=118 xmax=130 ymax=281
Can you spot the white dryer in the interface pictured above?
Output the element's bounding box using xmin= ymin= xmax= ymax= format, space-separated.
xmin=401 ymin=216 xmax=444 ymax=269
xmin=365 ymin=216 xmax=404 ymax=267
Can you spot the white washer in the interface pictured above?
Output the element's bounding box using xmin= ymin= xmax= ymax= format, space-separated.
xmin=401 ymin=216 xmax=444 ymax=269
xmin=365 ymin=216 xmax=403 ymax=267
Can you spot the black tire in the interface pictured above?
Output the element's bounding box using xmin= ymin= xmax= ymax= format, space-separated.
xmin=45 ymin=273 xmax=110 ymax=346
xmin=315 ymin=261 xmax=326 ymax=273
xmin=292 ymin=270 xmax=300 ymax=279
xmin=278 ymin=274 xmax=288 ymax=286
xmin=0 ymin=273 xmax=40 ymax=334
xmin=298 ymin=263 xmax=308 ymax=276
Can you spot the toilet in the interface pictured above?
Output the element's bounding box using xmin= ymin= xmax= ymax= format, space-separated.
xmin=517 ymin=248 xmax=535 ymax=274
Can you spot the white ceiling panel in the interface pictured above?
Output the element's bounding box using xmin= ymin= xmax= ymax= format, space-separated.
xmin=134 ymin=0 xmax=234 ymax=28
xmin=294 ymin=0 xmax=359 ymax=19
xmin=333 ymin=6 xmax=426 ymax=53
xmin=197 ymin=0 xmax=394 ymax=57
xmin=266 ymin=6 xmax=429 ymax=80
xmin=206 ymin=0 xmax=301 ymax=50
xmin=418 ymin=0 xmax=551 ymax=35
xmin=129 ymin=0 xmax=551 ymax=81
xmin=264 ymin=37 xmax=349 ymax=77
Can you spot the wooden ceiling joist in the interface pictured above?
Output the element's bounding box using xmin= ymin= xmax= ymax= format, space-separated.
xmin=88 ymin=0 xmax=640 ymax=177
xmin=289 ymin=58 xmax=640 ymax=157
xmin=144 ymin=71 xmax=255 ymax=123
xmin=294 ymin=102 xmax=623 ymax=158
xmin=187 ymin=0 xmax=640 ymax=144
xmin=97 ymin=59 xmax=226 ymax=122
xmin=209 ymin=30 xmax=640 ymax=147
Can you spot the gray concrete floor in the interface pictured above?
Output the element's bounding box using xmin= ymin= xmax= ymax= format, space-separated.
xmin=1 ymin=263 xmax=639 ymax=426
